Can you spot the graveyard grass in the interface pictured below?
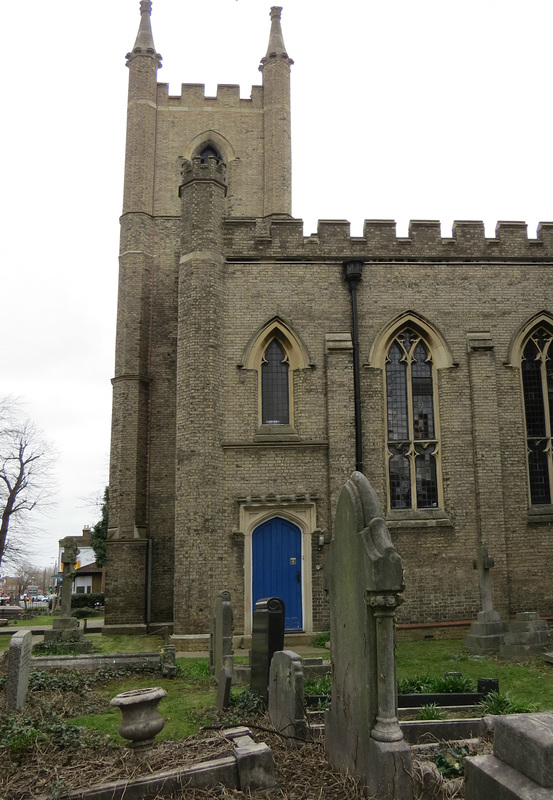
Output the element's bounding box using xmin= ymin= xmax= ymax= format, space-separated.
xmin=56 ymin=639 xmax=553 ymax=741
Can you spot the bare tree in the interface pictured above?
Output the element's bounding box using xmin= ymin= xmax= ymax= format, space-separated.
xmin=0 ymin=397 xmax=57 ymax=569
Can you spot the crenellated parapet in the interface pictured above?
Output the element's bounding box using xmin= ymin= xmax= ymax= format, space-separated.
xmin=157 ymin=82 xmax=263 ymax=109
xmin=179 ymin=156 xmax=227 ymax=195
xmin=223 ymin=217 xmax=553 ymax=260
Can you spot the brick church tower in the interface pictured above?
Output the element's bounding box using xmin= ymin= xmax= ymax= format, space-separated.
xmin=106 ymin=2 xmax=553 ymax=642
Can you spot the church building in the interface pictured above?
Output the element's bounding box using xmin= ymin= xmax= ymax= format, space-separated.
xmin=105 ymin=1 xmax=553 ymax=644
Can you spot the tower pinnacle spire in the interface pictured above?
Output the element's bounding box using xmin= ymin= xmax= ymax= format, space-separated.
xmin=127 ymin=1 xmax=162 ymax=66
xmin=260 ymin=6 xmax=293 ymax=68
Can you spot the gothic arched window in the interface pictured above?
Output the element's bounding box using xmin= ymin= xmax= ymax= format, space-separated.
xmin=385 ymin=328 xmax=439 ymax=510
xmin=262 ymin=339 xmax=290 ymax=424
xmin=521 ymin=325 xmax=553 ymax=504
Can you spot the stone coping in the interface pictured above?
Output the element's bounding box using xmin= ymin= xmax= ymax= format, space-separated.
xmin=30 ymin=652 xmax=160 ymax=671
xmin=35 ymin=727 xmax=275 ymax=800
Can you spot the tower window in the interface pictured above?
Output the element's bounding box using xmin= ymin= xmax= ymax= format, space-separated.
xmin=262 ymin=339 xmax=289 ymax=424
xmin=199 ymin=145 xmax=222 ymax=164
xmin=385 ymin=328 xmax=439 ymax=510
xmin=521 ymin=326 xmax=553 ymax=504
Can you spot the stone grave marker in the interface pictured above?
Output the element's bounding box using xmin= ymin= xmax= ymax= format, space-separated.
xmin=465 ymin=711 xmax=553 ymax=798
xmin=250 ymin=597 xmax=285 ymax=703
xmin=325 ymin=471 xmax=412 ymax=800
xmin=268 ymin=649 xmax=308 ymax=740
xmin=500 ymin=611 xmax=552 ymax=659
xmin=6 ymin=629 xmax=33 ymax=710
xmin=465 ymin=543 xmax=508 ymax=653
xmin=161 ymin=644 xmax=177 ymax=677
xmin=44 ymin=536 xmax=92 ymax=652
xmin=216 ymin=666 xmax=232 ymax=711
xmin=210 ymin=590 xmax=234 ymax=681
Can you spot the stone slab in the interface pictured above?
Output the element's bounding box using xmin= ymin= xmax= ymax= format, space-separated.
xmin=465 ymin=754 xmax=553 ymax=799
xmin=465 ymin=633 xmax=505 ymax=653
xmin=500 ymin=643 xmax=550 ymax=660
xmin=6 ymin=630 xmax=32 ymax=710
xmin=494 ymin=713 xmax=553 ymax=787
xmin=216 ymin=667 xmax=232 ymax=711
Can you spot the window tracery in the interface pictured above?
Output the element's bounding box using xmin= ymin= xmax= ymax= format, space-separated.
xmin=385 ymin=328 xmax=439 ymax=510
xmin=521 ymin=325 xmax=553 ymax=504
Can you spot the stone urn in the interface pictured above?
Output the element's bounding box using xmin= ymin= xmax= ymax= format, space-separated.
xmin=110 ymin=687 xmax=167 ymax=750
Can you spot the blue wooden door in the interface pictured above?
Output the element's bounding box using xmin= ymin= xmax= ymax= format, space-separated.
xmin=252 ymin=517 xmax=302 ymax=630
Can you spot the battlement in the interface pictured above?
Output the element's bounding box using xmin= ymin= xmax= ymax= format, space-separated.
xmin=179 ymin=157 xmax=227 ymax=194
xmin=223 ymin=217 xmax=553 ymax=260
xmin=157 ymin=82 xmax=263 ymax=109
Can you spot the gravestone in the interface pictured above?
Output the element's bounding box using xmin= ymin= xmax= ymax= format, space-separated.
xmin=465 ymin=712 xmax=553 ymax=798
xmin=210 ymin=590 xmax=234 ymax=681
xmin=500 ymin=611 xmax=552 ymax=659
xmin=6 ymin=629 xmax=32 ymax=710
xmin=216 ymin=666 xmax=232 ymax=711
xmin=465 ymin=544 xmax=508 ymax=653
xmin=325 ymin=471 xmax=413 ymax=800
xmin=250 ymin=597 xmax=285 ymax=703
xmin=44 ymin=536 xmax=92 ymax=652
xmin=161 ymin=644 xmax=177 ymax=678
xmin=268 ymin=650 xmax=308 ymax=740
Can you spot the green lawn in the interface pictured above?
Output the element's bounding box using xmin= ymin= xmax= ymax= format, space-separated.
xmin=69 ymin=671 xmax=215 ymax=743
xmin=397 ymin=639 xmax=553 ymax=710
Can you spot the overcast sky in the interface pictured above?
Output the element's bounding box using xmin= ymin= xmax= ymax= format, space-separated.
xmin=2 ymin=0 xmax=551 ymax=569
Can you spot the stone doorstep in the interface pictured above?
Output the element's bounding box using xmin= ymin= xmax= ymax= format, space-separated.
xmin=465 ymin=754 xmax=553 ymax=800
xmin=35 ymin=728 xmax=275 ymax=800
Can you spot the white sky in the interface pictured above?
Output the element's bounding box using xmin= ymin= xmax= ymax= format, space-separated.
xmin=2 ymin=0 xmax=552 ymax=569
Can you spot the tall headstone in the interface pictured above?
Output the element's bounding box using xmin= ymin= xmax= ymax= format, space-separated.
xmin=325 ymin=471 xmax=413 ymax=800
xmin=44 ymin=537 xmax=92 ymax=652
xmin=250 ymin=597 xmax=285 ymax=703
xmin=211 ymin=590 xmax=234 ymax=680
xmin=465 ymin=544 xmax=508 ymax=653
xmin=6 ymin=630 xmax=32 ymax=710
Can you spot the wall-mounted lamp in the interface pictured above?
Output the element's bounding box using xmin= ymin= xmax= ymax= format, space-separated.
xmin=316 ymin=530 xmax=325 ymax=550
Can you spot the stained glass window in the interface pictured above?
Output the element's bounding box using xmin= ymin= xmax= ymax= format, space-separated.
xmin=262 ymin=339 xmax=290 ymax=425
xmin=522 ymin=327 xmax=553 ymax=505
xmin=385 ymin=328 xmax=439 ymax=510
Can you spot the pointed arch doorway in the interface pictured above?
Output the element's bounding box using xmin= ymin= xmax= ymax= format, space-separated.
xmin=241 ymin=502 xmax=315 ymax=635
xmin=252 ymin=517 xmax=302 ymax=631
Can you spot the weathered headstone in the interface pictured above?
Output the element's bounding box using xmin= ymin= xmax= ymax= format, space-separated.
xmin=268 ymin=650 xmax=308 ymax=740
xmin=465 ymin=544 xmax=508 ymax=653
xmin=210 ymin=590 xmax=234 ymax=681
xmin=325 ymin=471 xmax=413 ymax=800
xmin=6 ymin=629 xmax=33 ymax=710
xmin=161 ymin=644 xmax=177 ymax=678
xmin=216 ymin=666 xmax=232 ymax=711
xmin=44 ymin=537 xmax=92 ymax=652
xmin=465 ymin=712 xmax=553 ymax=798
xmin=250 ymin=597 xmax=285 ymax=703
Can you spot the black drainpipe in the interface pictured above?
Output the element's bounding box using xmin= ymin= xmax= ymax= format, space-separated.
xmin=344 ymin=259 xmax=364 ymax=473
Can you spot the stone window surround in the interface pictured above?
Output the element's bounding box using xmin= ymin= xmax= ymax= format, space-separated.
xmin=238 ymin=500 xmax=316 ymax=636
xmin=506 ymin=311 xmax=553 ymax=515
xmin=239 ymin=317 xmax=311 ymax=441
xmin=368 ymin=312 xmax=454 ymax=515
